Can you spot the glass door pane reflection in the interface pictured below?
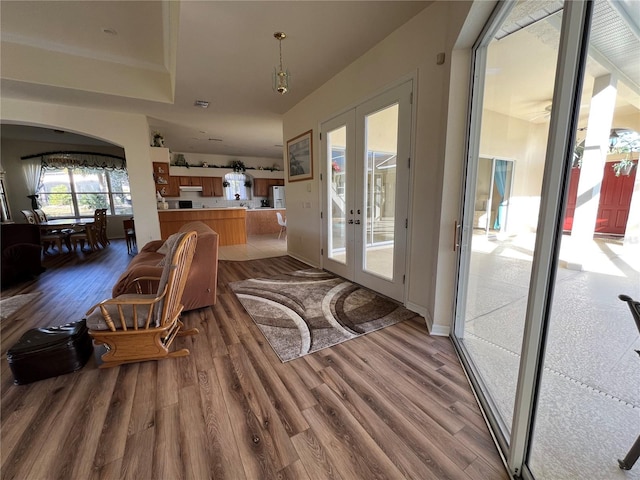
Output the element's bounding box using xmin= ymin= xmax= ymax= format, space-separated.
xmin=458 ymin=3 xmax=562 ymax=437
xmin=528 ymin=2 xmax=640 ymax=477
xmin=363 ymin=104 xmax=398 ymax=280
xmin=328 ymin=126 xmax=347 ymax=264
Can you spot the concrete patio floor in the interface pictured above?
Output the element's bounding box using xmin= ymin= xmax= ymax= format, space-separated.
xmin=462 ymin=232 xmax=640 ymax=479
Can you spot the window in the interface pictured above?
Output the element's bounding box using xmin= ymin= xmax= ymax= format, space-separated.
xmin=40 ymin=167 xmax=132 ymax=218
xmin=223 ymin=172 xmax=251 ymax=200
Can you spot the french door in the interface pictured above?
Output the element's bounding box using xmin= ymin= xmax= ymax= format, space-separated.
xmin=321 ymin=80 xmax=412 ymax=301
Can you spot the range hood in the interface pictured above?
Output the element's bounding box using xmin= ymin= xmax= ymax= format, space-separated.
xmin=179 ymin=185 xmax=203 ymax=192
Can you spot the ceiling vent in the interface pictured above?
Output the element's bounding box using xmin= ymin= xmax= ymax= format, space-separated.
xmin=194 ymin=100 xmax=209 ymax=108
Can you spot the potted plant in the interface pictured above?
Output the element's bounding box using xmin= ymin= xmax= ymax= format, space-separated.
xmin=151 ymin=131 xmax=165 ymax=147
xmin=612 ymin=158 xmax=636 ymax=177
xmin=229 ymin=160 xmax=246 ymax=172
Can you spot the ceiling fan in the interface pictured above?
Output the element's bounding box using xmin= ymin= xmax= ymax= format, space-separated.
xmin=528 ymin=103 xmax=553 ymax=122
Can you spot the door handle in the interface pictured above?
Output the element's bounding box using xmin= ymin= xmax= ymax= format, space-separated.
xmin=357 ymin=209 xmax=361 ymax=215
xmin=348 ymin=220 xmax=354 ymax=224
xmin=355 ymin=220 xmax=361 ymax=225
xmin=453 ymin=220 xmax=461 ymax=252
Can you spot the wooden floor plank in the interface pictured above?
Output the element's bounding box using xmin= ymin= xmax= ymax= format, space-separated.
xmin=0 ymin=240 xmax=508 ymax=479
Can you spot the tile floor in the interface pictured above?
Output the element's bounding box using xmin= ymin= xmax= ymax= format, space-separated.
xmin=462 ymin=233 xmax=640 ymax=480
xmin=218 ymin=234 xmax=288 ymax=261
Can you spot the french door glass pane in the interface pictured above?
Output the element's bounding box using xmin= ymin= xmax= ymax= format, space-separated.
xmin=363 ymin=104 xmax=398 ymax=279
xmin=458 ymin=2 xmax=562 ymax=437
xmin=528 ymin=1 xmax=640 ymax=477
xmin=328 ymin=126 xmax=347 ymax=264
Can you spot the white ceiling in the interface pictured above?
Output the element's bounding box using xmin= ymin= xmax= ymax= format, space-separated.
xmin=0 ymin=0 xmax=431 ymax=159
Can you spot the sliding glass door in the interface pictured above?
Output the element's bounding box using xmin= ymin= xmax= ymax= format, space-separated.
xmin=453 ymin=1 xmax=639 ymax=478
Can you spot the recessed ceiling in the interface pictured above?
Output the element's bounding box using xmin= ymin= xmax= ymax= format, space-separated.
xmin=0 ymin=1 xmax=431 ymax=158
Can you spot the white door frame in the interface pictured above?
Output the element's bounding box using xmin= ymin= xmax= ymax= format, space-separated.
xmin=320 ymin=80 xmax=413 ymax=302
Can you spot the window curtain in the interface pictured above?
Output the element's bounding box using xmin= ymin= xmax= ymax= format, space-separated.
xmin=224 ymin=172 xmax=247 ymax=200
xmin=37 ymin=152 xmax=126 ymax=171
xmin=22 ymin=157 xmax=43 ymax=197
xmin=493 ymin=160 xmax=508 ymax=230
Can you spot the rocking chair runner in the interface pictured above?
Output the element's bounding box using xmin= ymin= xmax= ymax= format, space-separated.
xmin=85 ymin=230 xmax=198 ymax=368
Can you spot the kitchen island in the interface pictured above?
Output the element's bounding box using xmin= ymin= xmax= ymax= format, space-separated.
xmin=158 ymin=208 xmax=247 ymax=245
xmin=245 ymin=208 xmax=287 ymax=235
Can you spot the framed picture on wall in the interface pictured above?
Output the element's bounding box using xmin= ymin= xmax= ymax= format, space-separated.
xmin=287 ymin=129 xmax=313 ymax=182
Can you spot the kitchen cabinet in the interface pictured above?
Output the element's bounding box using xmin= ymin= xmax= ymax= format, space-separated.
xmin=153 ymin=162 xmax=179 ymax=197
xmin=202 ymin=177 xmax=223 ymax=197
xmin=253 ymin=178 xmax=284 ymax=197
xmin=179 ymin=176 xmax=202 ymax=186
xmin=167 ymin=176 xmax=180 ymax=197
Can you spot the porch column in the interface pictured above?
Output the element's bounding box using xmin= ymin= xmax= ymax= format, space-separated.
xmin=571 ymin=74 xmax=617 ymax=242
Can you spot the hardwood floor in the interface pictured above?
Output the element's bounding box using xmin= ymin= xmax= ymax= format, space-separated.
xmin=1 ymin=240 xmax=509 ymax=479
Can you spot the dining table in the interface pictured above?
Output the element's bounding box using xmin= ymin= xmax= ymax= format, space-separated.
xmin=39 ymin=218 xmax=95 ymax=252
xmin=39 ymin=218 xmax=94 ymax=230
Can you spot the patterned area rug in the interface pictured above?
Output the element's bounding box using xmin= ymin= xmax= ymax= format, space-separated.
xmin=229 ymin=269 xmax=417 ymax=362
xmin=0 ymin=292 xmax=41 ymax=321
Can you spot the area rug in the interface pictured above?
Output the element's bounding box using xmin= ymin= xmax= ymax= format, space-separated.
xmin=0 ymin=292 xmax=41 ymax=321
xmin=229 ymin=269 xmax=417 ymax=362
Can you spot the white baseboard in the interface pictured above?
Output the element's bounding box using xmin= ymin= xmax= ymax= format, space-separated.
xmin=287 ymin=252 xmax=318 ymax=269
xmin=406 ymin=301 xmax=449 ymax=336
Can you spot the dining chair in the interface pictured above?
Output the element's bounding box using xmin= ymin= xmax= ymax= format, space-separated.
xmin=276 ymin=211 xmax=287 ymax=239
xmin=69 ymin=209 xmax=105 ymax=252
xmin=97 ymin=208 xmax=110 ymax=248
xmin=123 ymin=217 xmax=136 ymax=254
xmin=20 ymin=209 xmax=67 ymax=254
xmin=33 ymin=208 xmax=74 ymax=235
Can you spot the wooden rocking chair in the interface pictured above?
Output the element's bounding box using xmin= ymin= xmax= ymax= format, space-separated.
xmin=85 ymin=230 xmax=198 ymax=368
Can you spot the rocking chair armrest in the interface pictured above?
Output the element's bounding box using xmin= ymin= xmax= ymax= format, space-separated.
xmin=85 ymin=291 xmax=167 ymax=331
xmin=85 ymin=293 xmax=164 ymax=315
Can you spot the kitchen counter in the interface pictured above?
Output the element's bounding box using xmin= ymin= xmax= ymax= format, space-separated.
xmin=246 ymin=208 xmax=286 ymax=235
xmin=165 ymin=207 xmax=247 ymax=211
xmin=158 ymin=208 xmax=246 ymax=245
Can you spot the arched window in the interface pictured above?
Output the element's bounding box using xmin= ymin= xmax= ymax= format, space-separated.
xmin=224 ymin=172 xmax=251 ymax=200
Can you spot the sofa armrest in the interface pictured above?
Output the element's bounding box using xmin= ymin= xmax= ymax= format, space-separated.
xmin=112 ymin=263 xmax=164 ymax=297
xmin=140 ymin=239 xmax=164 ymax=253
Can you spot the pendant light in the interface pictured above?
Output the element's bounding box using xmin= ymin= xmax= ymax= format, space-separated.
xmin=273 ymin=32 xmax=290 ymax=94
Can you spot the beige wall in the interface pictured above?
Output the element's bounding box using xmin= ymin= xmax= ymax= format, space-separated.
xmin=1 ymin=98 xmax=161 ymax=243
xmin=282 ymin=1 xmax=474 ymax=328
xmin=478 ymin=110 xmax=549 ymax=234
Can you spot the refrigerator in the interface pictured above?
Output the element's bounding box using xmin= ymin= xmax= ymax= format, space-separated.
xmin=270 ymin=186 xmax=286 ymax=209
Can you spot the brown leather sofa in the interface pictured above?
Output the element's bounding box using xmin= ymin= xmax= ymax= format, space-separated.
xmin=112 ymin=221 xmax=218 ymax=311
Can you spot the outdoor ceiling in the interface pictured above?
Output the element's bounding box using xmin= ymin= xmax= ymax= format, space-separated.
xmin=484 ymin=0 xmax=640 ymax=129
xmin=0 ymin=0 xmax=431 ymax=159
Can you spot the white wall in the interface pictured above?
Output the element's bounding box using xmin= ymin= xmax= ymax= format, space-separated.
xmin=170 ymin=151 xmax=283 ymax=171
xmin=1 ymin=98 xmax=160 ymax=243
xmin=282 ymin=1 xmax=474 ymax=326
